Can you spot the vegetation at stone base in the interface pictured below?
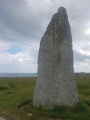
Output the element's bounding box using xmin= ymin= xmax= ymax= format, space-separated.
xmin=0 ymin=74 xmax=90 ymax=120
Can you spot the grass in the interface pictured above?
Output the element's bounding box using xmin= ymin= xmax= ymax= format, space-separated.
xmin=0 ymin=74 xmax=90 ymax=120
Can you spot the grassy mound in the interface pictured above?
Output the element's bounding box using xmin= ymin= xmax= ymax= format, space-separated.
xmin=0 ymin=74 xmax=90 ymax=120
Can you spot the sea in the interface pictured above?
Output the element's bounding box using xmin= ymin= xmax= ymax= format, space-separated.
xmin=0 ymin=73 xmax=37 ymax=77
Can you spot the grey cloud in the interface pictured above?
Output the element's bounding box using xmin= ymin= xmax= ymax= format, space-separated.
xmin=64 ymin=0 xmax=90 ymax=44
xmin=0 ymin=0 xmax=47 ymax=40
xmin=0 ymin=0 xmax=90 ymax=72
xmin=0 ymin=0 xmax=90 ymax=41
xmin=74 ymin=51 xmax=90 ymax=62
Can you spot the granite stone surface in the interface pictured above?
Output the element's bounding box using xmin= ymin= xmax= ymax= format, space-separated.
xmin=33 ymin=6 xmax=79 ymax=108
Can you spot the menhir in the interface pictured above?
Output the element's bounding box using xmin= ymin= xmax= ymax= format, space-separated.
xmin=33 ymin=6 xmax=79 ymax=108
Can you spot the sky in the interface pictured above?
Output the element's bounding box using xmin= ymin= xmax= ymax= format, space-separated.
xmin=0 ymin=0 xmax=90 ymax=73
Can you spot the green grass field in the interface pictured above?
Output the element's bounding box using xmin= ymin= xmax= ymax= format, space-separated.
xmin=0 ymin=74 xmax=90 ymax=120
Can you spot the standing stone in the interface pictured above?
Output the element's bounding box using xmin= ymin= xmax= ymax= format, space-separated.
xmin=33 ymin=6 xmax=79 ymax=108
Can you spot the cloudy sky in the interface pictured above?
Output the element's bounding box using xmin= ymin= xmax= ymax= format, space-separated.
xmin=0 ymin=0 xmax=90 ymax=73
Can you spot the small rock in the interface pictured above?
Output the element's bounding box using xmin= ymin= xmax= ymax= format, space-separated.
xmin=27 ymin=113 xmax=33 ymax=117
xmin=0 ymin=117 xmax=7 ymax=120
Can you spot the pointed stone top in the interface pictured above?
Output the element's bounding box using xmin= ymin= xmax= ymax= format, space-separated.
xmin=58 ymin=6 xmax=66 ymax=13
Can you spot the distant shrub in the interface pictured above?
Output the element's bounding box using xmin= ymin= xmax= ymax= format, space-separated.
xmin=85 ymin=101 xmax=90 ymax=106
xmin=0 ymin=86 xmax=8 ymax=90
xmin=8 ymin=83 xmax=15 ymax=88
